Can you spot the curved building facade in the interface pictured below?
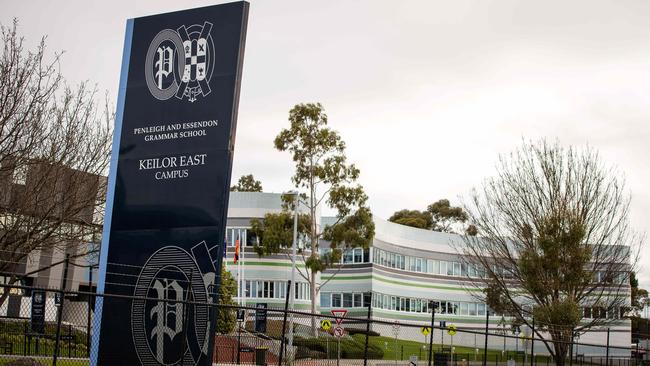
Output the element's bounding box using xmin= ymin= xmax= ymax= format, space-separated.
xmin=225 ymin=192 xmax=631 ymax=356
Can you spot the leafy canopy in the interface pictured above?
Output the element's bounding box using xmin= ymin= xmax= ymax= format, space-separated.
xmin=215 ymin=264 xmax=237 ymax=333
xmin=388 ymin=199 xmax=476 ymax=235
xmin=230 ymin=174 xmax=263 ymax=192
xmin=253 ymin=103 xmax=374 ymax=321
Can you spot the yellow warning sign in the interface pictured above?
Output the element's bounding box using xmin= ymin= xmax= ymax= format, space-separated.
xmin=421 ymin=326 xmax=431 ymax=336
xmin=321 ymin=319 xmax=332 ymax=330
xmin=447 ymin=324 xmax=457 ymax=336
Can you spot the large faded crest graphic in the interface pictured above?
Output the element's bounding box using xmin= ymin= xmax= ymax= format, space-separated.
xmin=145 ymin=22 xmax=215 ymax=102
xmin=131 ymin=242 xmax=217 ymax=366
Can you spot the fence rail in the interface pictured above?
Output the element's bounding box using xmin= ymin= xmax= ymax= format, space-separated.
xmin=0 ymin=283 xmax=648 ymax=366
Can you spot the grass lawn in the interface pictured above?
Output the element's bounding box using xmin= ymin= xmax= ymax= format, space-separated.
xmin=0 ymin=357 xmax=89 ymax=366
xmin=352 ymin=334 xmax=549 ymax=362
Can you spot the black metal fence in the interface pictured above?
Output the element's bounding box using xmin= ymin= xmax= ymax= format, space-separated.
xmin=0 ymin=283 xmax=648 ymax=366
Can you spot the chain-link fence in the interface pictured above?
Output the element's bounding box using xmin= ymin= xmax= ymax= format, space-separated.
xmin=0 ymin=283 xmax=648 ymax=366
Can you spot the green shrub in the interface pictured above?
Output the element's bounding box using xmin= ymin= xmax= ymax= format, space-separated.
xmin=346 ymin=328 xmax=380 ymax=337
xmin=293 ymin=335 xmax=383 ymax=359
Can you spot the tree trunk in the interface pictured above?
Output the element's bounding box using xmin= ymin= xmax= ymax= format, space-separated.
xmin=551 ymin=331 xmax=570 ymax=366
xmin=310 ymin=270 xmax=318 ymax=336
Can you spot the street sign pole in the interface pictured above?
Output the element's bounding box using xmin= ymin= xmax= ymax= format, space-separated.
xmin=428 ymin=301 xmax=436 ymax=366
xmin=337 ymin=337 xmax=341 ymax=366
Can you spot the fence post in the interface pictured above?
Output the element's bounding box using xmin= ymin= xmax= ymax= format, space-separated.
xmin=530 ymin=318 xmax=535 ymax=366
xmin=23 ymin=322 xmax=27 ymax=356
xmin=363 ymin=296 xmax=372 ymax=366
xmin=278 ymin=280 xmax=291 ymax=366
xmin=52 ymin=254 xmax=70 ymax=366
xmin=483 ymin=310 xmax=490 ymax=366
xmin=569 ymin=332 xmax=574 ymax=366
xmin=605 ymin=328 xmax=610 ymax=366
xmin=87 ymin=264 xmax=93 ymax=357
xmin=428 ymin=301 xmax=436 ymax=366
xmin=238 ymin=316 xmax=242 ymax=365
xmin=68 ymin=324 xmax=72 ymax=357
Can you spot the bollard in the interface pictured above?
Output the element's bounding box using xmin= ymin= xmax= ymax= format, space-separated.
xmin=256 ymin=346 xmax=268 ymax=366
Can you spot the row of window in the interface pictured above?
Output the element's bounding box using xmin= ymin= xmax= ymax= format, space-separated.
xmin=372 ymin=248 xmax=484 ymax=277
xmin=371 ymin=292 xmax=488 ymax=316
xmin=320 ymin=292 xmax=371 ymax=308
xmin=321 ymin=291 xmax=626 ymax=320
xmin=583 ymin=306 xmax=626 ymax=320
xmin=320 ymin=291 xmax=488 ymax=316
xmin=226 ymin=228 xmax=258 ymax=248
xmin=320 ymin=247 xmax=371 ymax=264
xmin=372 ymin=248 xmax=629 ymax=286
xmin=239 ymin=280 xmax=311 ymax=301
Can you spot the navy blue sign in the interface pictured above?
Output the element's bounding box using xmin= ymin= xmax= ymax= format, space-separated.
xmin=254 ymin=303 xmax=267 ymax=333
xmin=30 ymin=290 xmax=45 ymax=334
xmin=92 ymin=3 xmax=248 ymax=366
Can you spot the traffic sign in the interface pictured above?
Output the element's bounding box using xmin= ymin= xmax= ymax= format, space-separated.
xmin=421 ymin=326 xmax=431 ymax=336
xmin=447 ymin=324 xmax=457 ymax=336
xmin=439 ymin=320 xmax=446 ymax=328
xmin=330 ymin=309 xmax=348 ymax=325
xmin=54 ymin=292 xmax=62 ymax=306
xmin=236 ymin=309 xmax=245 ymax=322
xmin=409 ymin=355 xmax=418 ymax=366
xmin=321 ymin=319 xmax=332 ymax=330
xmin=333 ymin=326 xmax=345 ymax=338
xmin=392 ymin=321 xmax=400 ymax=336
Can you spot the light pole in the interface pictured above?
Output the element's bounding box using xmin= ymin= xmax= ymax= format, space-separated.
xmin=287 ymin=191 xmax=299 ymax=364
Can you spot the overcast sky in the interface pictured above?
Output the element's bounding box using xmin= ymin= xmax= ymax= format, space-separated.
xmin=3 ymin=0 xmax=650 ymax=288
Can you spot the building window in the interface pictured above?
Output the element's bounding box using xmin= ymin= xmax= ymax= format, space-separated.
xmin=354 ymin=248 xmax=363 ymax=263
xmin=321 ymin=292 xmax=331 ymax=308
xmin=477 ymin=303 xmax=486 ymax=316
xmin=354 ymin=293 xmax=362 ymax=307
xmin=452 ymin=262 xmax=461 ymax=276
xmin=343 ymin=293 xmax=353 ymax=307
xmin=332 ymin=293 xmax=341 ymax=307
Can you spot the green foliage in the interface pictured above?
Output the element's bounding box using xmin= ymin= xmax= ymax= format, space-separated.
xmin=215 ymin=265 xmax=237 ymax=334
xmin=631 ymin=272 xmax=649 ymax=313
xmin=293 ymin=335 xmax=384 ymax=359
xmin=462 ymin=140 xmax=638 ymax=365
xmin=427 ymin=199 xmax=468 ymax=232
xmin=518 ymin=210 xmax=592 ymax=300
xmin=465 ymin=224 xmax=478 ymax=236
xmin=388 ymin=209 xmax=433 ymax=229
xmin=323 ymin=206 xmax=374 ymax=251
xmin=388 ymin=199 xmax=475 ymax=234
xmin=250 ymin=212 xmax=311 ymax=257
xmin=230 ymin=174 xmax=263 ymax=192
xmin=483 ymin=282 xmax=512 ymax=316
xmin=263 ymin=102 xmax=373 ymax=273
xmin=533 ymin=299 xmax=583 ymax=332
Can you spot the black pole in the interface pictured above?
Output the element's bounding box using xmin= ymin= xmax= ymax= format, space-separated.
xmin=278 ymin=280 xmax=291 ymax=366
xmin=237 ymin=318 xmax=242 ymax=365
xmin=52 ymin=254 xmax=70 ymax=366
xmin=483 ymin=310 xmax=490 ymax=366
xmin=87 ymin=265 xmax=93 ymax=357
xmin=363 ymin=294 xmax=372 ymax=366
xmin=428 ymin=302 xmax=436 ymax=366
xmin=605 ymin=328 xmax=610 ymax=366
xmin=569 ymin=332 xmax=574 ymax=366
xmin=530 ymin=318 xmax=535 ymax=366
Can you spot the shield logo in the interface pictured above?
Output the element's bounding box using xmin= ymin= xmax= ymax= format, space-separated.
xmin=182 ymin=40 xmax=192 ymax=84
xmin=196 ymin=38 xmax=207 ymax=81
